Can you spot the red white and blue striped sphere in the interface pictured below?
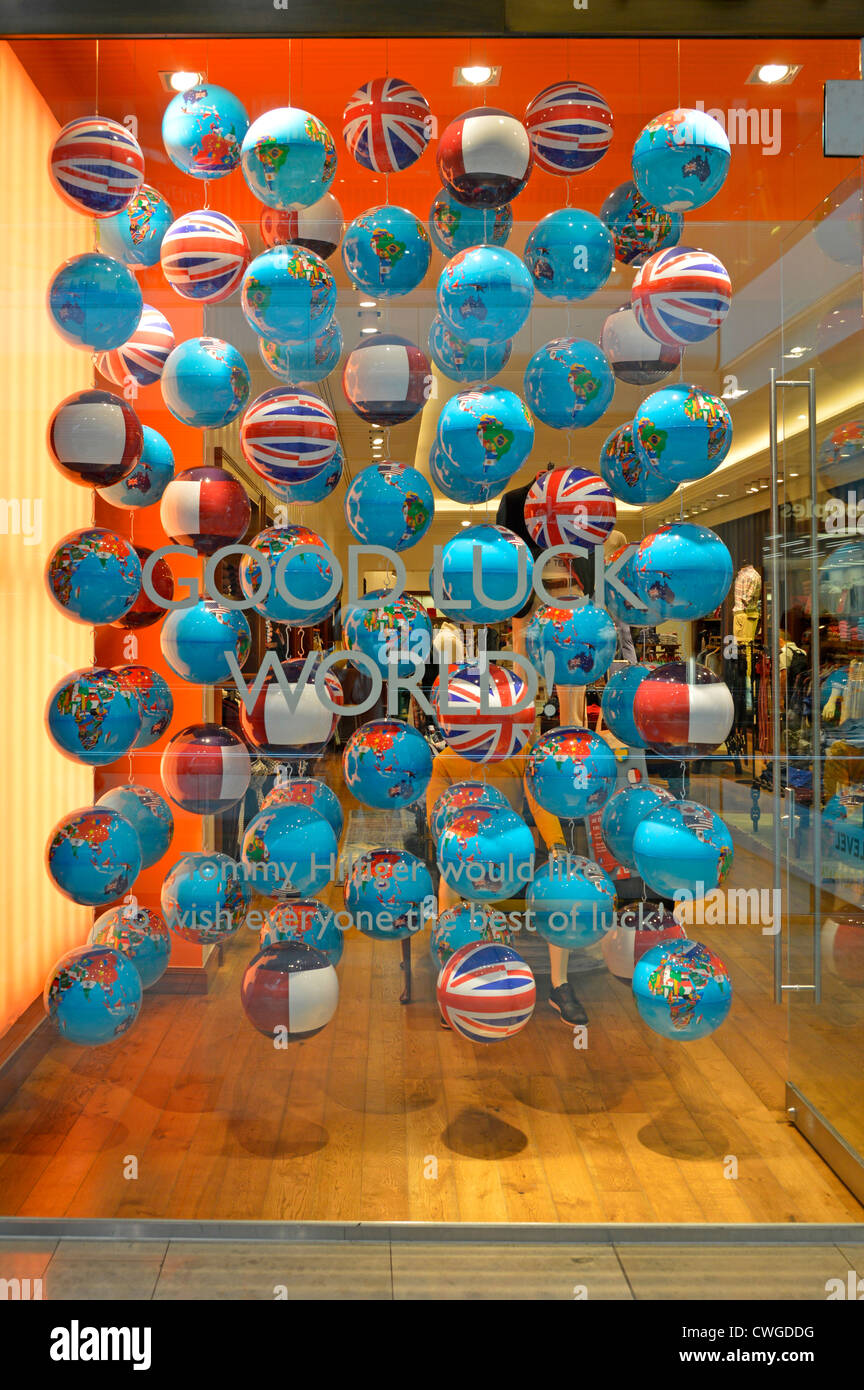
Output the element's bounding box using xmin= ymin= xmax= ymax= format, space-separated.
xmin=524 ymin=466 xmax=616 ymax=548
xmin=49 ymin=116 xmax=145 ymax=217
xmin=159 ymin=466 xmax=251 ymax=556
xmin=524 ymin=81 xmax=613 ymax=176
xmin=632 ymin=245 xmax=732 ymax=347
xmin=342 ymin=76 xmax=432 ymax=173
xmin=240 ymin=388 xmax=338 ymax=487
xmin=432 ymin=663 xmax=535 ymax=765
xmin=96 ymin=306 xmax=175 ymax=389
xmin=437 ymin=941 xmax=535 ymax=1042
xmin=437 ymin=107 xmax=533 ymax=208
xmin=260 ymin=191 xmax=344 ymax=260
xmin=342 ymin=333 xmax=430 ymax=426
xmin=160 ymin=209 xmax=251 ymax=303
xmin=160 ymin=723 xmax=252 ymax=815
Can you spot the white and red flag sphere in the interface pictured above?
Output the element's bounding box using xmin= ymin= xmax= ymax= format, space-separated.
xmin=159 ymin=466 xmax=251 ymax=556
xmin=633 ymin=662 xmax=735 ymax=756
xmin=161 ymin=724 xmax=252 ymax=815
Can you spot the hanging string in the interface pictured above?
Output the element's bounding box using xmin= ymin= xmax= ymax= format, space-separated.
xmin=288 ymin=38 xmax=292 ymax=108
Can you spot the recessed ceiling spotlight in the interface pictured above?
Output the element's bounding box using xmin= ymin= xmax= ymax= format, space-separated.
xmin=359 ymin=299 xmax=377 ymax=309
xmin=461 ymin=519 xmax=471 ymax=527
xmin=361 ymin=326 xmax=379 ymax=335
xmin=454 ymin=64 xmax=501 ymax=87
xmin=784 ymin=345 xmax=808 ymax=358
xmin=160 ymin=69 xmax=204 ymax=92
xmin=747 ymin=63 xmax=801 ymax=85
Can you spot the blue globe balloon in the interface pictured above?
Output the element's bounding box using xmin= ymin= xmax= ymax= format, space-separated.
xmin=90 ymin=906 xmax=172 ymax=990
xmin=45 ymin=805 xmax=142 ymax=906
xmin=161 ymin=852 xmax=252 ymax=944
xmin=818 ymin=421 xmax=864 ymax=492
xmin=161 ymin=337 xmax=250 ymax=429
xmin=271 ymin=445 xmax=344 ymax=506
xmin=632 ymin=108 xmax=731 ymax=213
xmin=429 ymin=189 xmax=513 ymax=257
xmin=437 ymin=246 xmax=533 ymax=346
xmin=599 ymin=420 xmax=677 ymax=506
xmin=437 ymin=387 xmax=534 ymax=489
xmin=44 ymin=944 xmax=142 ymax=1046
xmin=241 ymin=107 xmax=337 ymax=209
xmin=527 ymin=855 xmax=617 ymax=948
xmin=45 ymin=667 xmax=140 ymax=766
xmin=162 ymin=83 xmax=248 ymax=179
xmin=242 ymin=804 xmax=337 ymax=897
xmin=634 ymin=384 xmax=733 ymax=486
xmin=259 ymin=321 xmax=342 ymax=385
xmin=342 ymin=205 xmax=431 ymax=297
xmin=160 ymin=599 xmax=251 ymax=685
xmin=600 ymin=181 xmax=683 ymax=266
xmin=237 ymin=525 xmax=340 ymax=624
xmin=241 ymin=245 xmax=336 ymax=345
xmin=430 ymin=901 xmax=511 ymax=970
xmin=600 ymin=784 xmax=675 ymax=871
xmin=633 ymin=523 xmax=733 ymax=622
xmin=343 ymin=720 xmax=433 ymax=809
xmin=524 ymin=338 xmax=615 ymax=429
xmin=429 ymin=781 xmax=510 ymax=843
xmin=45 ymin=527 xmax=141 ymax=625
xmin=96 ymin=784 xmax=174 ymax=870
xmin=632 ymin=799 xmax=734 ymax=900
xmin=98 ymin=425 xmax=175 ymax=509
xmin=48 ymin=252 xmax=143 ymax=351
xmin=261 ymin=779 xmax=344 ymax=842
xmin=116 ymin=665 xmax=173 ymax=750
xmin=428 ymin=316 xmax=512 ymax=385
xmin=99 ymin=184 xmax=174 ymax=267
xmin=604 ymin=542 xmax=664 ymax=629
xmin=344 ymin=463 xmax=434 ymax=551
xmin=600 ymin=664 xmax=653 ymax=747
xmin=342 ymin=591 xmax=432 ymax=679
xmin=429 ymin=442 xmax=505 ymax=505
xmin=526 ymin=602 xmax=617 ymax=686
xmin=438 ymin=804 xmax=535 ymax=902
xmin=438 ymin=524 xmax=534 ymax=624
xmin=261 ymin=899 xmax=344 ymax=966
xmin=524 ymin=209 xmax=614 ymax=302
xmin=526 ymin=727 xmax=617 ymax=818
xmin=344 ymin=849 xmax=435 ymax=941
xmin=633 ymin=938 xmax=732 ymax=1040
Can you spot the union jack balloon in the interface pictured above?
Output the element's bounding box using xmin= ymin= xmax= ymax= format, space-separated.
xmin=524 ymin=82 xmax=613 ymax=176
xmin=160 ymin=209 xmax=251 ymax=303
xmin=240 ymin=389 xmax=338 ymax=487
xmin=436 ymin=941 xmax=536 ymax=1042
xmin=49 ymin=116 xmax=145 ymax=217
xmin=524 ymin=466 xmax=617 ymax=548
xmin=342 ymin=77 xmax=432 ymax=173
xmin=432 ymin=663 xmax=535 ymax=765
xmin=631 ymin=245 xmax=732 ymax=346
xmin=96 ymin=306 xmax=175 ymax=388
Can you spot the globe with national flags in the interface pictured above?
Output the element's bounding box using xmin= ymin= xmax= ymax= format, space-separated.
xmin=343 ymin=462 xmax=434 ymax=551
xmin=160 ymin=599 xmax=251 ymax=685
xmin=46 ymin=526 xmax=141 ymax=626
xmin=437 ymin=804 xmax=535 ymax=902
xmin=90 ymin=905 xmax=172 ymax=990
xmin=162 ymin=83 xmax=249 ymax=180
xmin=161 ymin=852 xmax=252 ymax=945
xmin=261 ymin=899 xmax=344 ymax=967
xmin=429 ymin=781 xmax=510 ymax=843
xmin=527 ymin=855 xmax=618 ymax=949
xmin=436 ymin=388 xmax=534 ymax=490
xmin=45 ymin=666 xmax=140 ymax=766
xmin=432 ymin=663 xmax=535 ymax=764
xmin=99 ymin=184 xmax=173 ymax=268
xmin=428 ymin=189 xmax=512 ymax=257
xmin=526 ymin=726 xmax=618 ymax=818
xmin=343 ymin=77 xmax=431 ymax=173
xmin=600 ymin=180 xmax=683 ymax=266
xmin=524 ymin=338 xmax=615 ymax=430
xmin=44 ymin=945 xmax=143 ymax=1047
xmin=632 ymin=938 xmax=732 ymax=1040
xmin=632 ymin=107 xmax=730 ymax=213
xmin=429 ymin=902 xmax=512 ymax=972
xmin=526 ymin=602 xmax=617 ymax=686
xmin=259 ymin=321 xmax=342 ymax=386
xmin=632 ymin=799 xmax=734 ymax=901
xmin=525 ymin=81 xmax=613 ymax=175
xmin=237 ymin=524 xmax=339 ymax=624
xmin=241 ymin=244 xmax=336 ymax=345
xmin=342 ymin=204 xmax=431 ymax=298
xmin=437 ymin=245 xmax=534 ymax=345
xmin=45 ymin=806 xmax=142 ymax=907
xmin=114 ymin=663 xmax=173 ymax=749
xmin=242 ymin=804 xmax=337 ymax=898
xmin=437 ymin=524 xmax=533 ymax=624
xmin=632 ymin=246 xmax=732 ymax=346
xmin=436 ymin=941 xmax=535 ymax=1042
xmin=241 ymin=107 xmax=337 ymax=210
xmin=600 ymin=783 xmax=676 ymax=872
xmin=343 ymin=849 xmax=435 ymax=941
xmin=160 ymin=336 xmax=250 ymax=429
xmin=633 ymin=384 xmax=732 ymax=486
xmin=632 ymin=522 xmax=733 ymax=622
xmin=428 ymin=316 xmax=512 ymax=386
xmin=342 ymin=720 xmax=433 ymax=809
xmin=524 ymin=209 xmax=614 ymax=302
xmin=261 ymin=779 xmax=344 ymax=842
xmin=96 ymin=783 xmax=174 ymax=869
xmin=98 ymin=425 xmax=174 ymax=511
xmin=599 ymin=420 xmax=676 ymax=507
xmin=342 ymin=590 xmax=432 ymax=679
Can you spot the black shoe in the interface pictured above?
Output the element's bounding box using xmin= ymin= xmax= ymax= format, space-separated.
xmin=548 ymin=983 xmax=589 ymax=1026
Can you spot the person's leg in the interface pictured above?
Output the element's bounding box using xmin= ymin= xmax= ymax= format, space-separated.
xmin=556 ymin=685 xmax=586 ymax=726
xmin=547 ymin=943 xmax=589 ymax=1025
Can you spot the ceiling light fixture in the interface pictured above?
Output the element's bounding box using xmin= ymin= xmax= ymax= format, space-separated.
xmin=168 ymin=69 xmax=204 ymax=91
xmin=361 ymin=326 xmax=379 ymax=335
xmin=747 ymin=62 xmax=801 ymax=85
xmin=359 ymin=299 xmax=377 ymax=309
xmin=784 ymin=346 xmax=808 ymax=358
xmin=454 ymin=64 xmax=501 ymax=87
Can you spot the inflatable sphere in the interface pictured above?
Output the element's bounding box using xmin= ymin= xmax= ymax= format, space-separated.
xmin=437 ymin=941 xmax=535 ymax=1041
xmin=341 ymin=333 xmax=430 ymax=426
xmin=600 ymin=306 xmax=681 ymax=387
xmin=599 ymin=420 xmax=677 ymax=507
xmin=239 ymin=657 xmax=343 ymax=759
xmin=48 ymin=388 xmax=142 ymax=489
xmin=241 ymin=107 xmax=337 ymax=209
xmin=632 ymin=523 xmax=733 ymax=622
xmin=242 ymin=940 xmax=339 ymax=1039
xmin=342 ymin=204 xmax=431 ymax=297
xmin=429 ymin=781 xmax=510 ymax=843
xmin=342 ymin=591 xmax=432 ymax=680
xmin=524 ymin=338 xmax=615 ymax=430
xmin=430 ymin=902 xmax=512 ymax=971
xmin=437 ymin=245 xmax=534 ymax=346
xmin=159 ymin=466 xmax=250 ymax=556
xmin=600 ymin=783 xmax=676 ymax=872
xmin=160 ymin=209 xmax=250 ymax=302
xmin=432 ymin=663 xmax=535 ymax=764
xmin=437 ymin=107 xmax=533 ymax=207
xmin=524 ymin=209 xmax=614 ymax=301
xmin=526 ymin=726 xmax=617 ymax=818
xmin=437 ymin=524 xmax=533 ymax=624
xmin=633 ymin=661 xmax=735 ymax=757
xmin=344 ymin=849 xmax=435 ymax=941
xmin=114 ymin=663 xmax=173 ymax=749
xmin=46 ymin=527 xmax=141 ymax=626
xmin=111 ymin=546 xmax=173 ymax=630
xmin=50 ymin=116 xmax=145 ymax=216
xmin=632 ymin=800 xmax=734 ymax=900
xmin=342 ymin=77 xmax=432 ymax=173
xmin=428 ymin=316 xmax=512 ymax=386
xmin=604 ymin=542 xmax=662 ymax=628
xmin=99 ymin=184 xmax=173 ymax=269
xmin=260 ymin=191 xmax=344 ymax=259
xmin=90 ymin=905 xmax=171 ymax=990
xmin=45 ymin=806 xmax=141 ymax=907
xmin=45 ymin=666 xmax=140 ymax=766
xmin=523 ymin=465 xmax=616 ymax=548
xmin=632 ymin=108 xmax=731 ymax=212
xmin=527 ymin=855 xmax=617 ymax=948
xmin=259 ymin=321 xmax=342 ymax=386
xmin=241 ymin=804 xmax=337 ymax=898
xmin=161 ymin=852 xmax=251 ymax=945
xmin=270 ymin=445 xmax=344 ymax=507
xmin=240 ymin=389 xmax=338 ymax=488
xmin=160 ymin=599 xmax=251 ymax=685
xmin=160 ymin=336 xmax=250 ymax=429
xmin=96 ymin=783 xmax=174 ymax=870
xmin=526 ymin=602 xmax=617 ymax=686
xmin=241 ymin=245 xmax=336 ymax=345
xmin=237 ymin=524 xmax=339 ymax=625
xmin=602 ymin=901 xmax=686 ymax=981
xmin=161 ymin=724 xmax=252 ymax=815
xmin=48 ymin=252 xmax=143 ymax=352
xmin=436 ymin=388 xmax=534 ymax=491
xmin=600 ymin=180 xmax=683 ymax=266
xmin=632 ymin=246 xmax=732 ymax=347
xmin=428 ymin=188 xmax=512 ymax=257
xmin=96 ymin=305 xmax=175 ymax=388
xmin=818 ymin=420 xmax=864 ymax=492
xmin=438 ymin=804 xmax=535 ymax=902
xmin=162 ymin=83 xmax=248 ymax=179
xmin=525 ymin=81 xmax=613 ymax=175
xmin=633 ymin=938 xmax=732 ymax=1040
xmin=633 ymin=384 xmax=732 ymax=485
xmin=344 ymin=462 xmax=434 ymax=551
xmin=98 ymin=424 xmax=174 ymax=510
xmin=44 ymin=945 xmax=142 ymax=1046
xmin=429 ymin=442 xmax=508 ymax=506
xmin=260 ymin=780 xmax=344 ymax=842
xmin=600 ymin=664 xmax=653 ymax=748
xmin=342 ymin=720 xmax=432 ymax=809
xmin=261 ymin=899 xmax=344 ymax=967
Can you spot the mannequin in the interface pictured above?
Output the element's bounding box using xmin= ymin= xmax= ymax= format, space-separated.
xmin=733 ymin=563 xmax=762 ymax=645
xmin=603 ymin=528 xmax=638 ymax=664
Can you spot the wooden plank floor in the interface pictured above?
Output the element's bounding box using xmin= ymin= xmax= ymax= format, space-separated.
xmin=1 ymin=793 xmax=863 ymax=1223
